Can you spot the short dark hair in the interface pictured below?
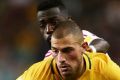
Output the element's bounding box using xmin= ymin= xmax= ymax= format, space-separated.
xmin=37 ymin=0 xmax=65 ymax=11
xmin=52 ymin=21 xmax=84 ymax=44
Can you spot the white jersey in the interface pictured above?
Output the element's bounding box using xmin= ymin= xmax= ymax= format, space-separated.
xmin=82 ymin=30 xmax=101 ymax=45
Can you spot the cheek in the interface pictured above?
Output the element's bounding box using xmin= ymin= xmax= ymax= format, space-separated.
xmin=68 ymin=51 xmax=79 ymax=60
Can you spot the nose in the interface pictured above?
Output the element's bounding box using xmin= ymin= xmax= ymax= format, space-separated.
xmin=58 ymin=53 xmax=66 ymax=64
xmin=46 ymin=23 xmax=54 ymax=34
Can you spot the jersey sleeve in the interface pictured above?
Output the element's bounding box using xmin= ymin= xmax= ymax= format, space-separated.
xmin=104 ymin=55 xmax=120 ymax=80
xmin=16 ymin=62 xmax=43 ymax=80
xmin=16 ymin=56 xmax=53 ymax=80
xmin=82 ymin=30 xmax=101 ymax=45
xmin=94 ymin=54 xmax=120 ymax=80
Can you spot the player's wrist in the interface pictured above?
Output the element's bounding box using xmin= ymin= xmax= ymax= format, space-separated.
xmin=89 ymin=45 xmax=96 ymax=53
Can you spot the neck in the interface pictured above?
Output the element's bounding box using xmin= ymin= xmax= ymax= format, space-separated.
xmin=77 ymin=57 xmax=86 ymax=79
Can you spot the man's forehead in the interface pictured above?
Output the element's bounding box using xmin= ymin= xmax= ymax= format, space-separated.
xmin=51 ymin=35 xmax=77 ymax=45
xmin=51 ymin=37 xmax=79 ymax=50
xmin=37 ymin=7 xmax=62 ymax=19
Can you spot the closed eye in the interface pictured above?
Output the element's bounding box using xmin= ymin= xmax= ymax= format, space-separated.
xmin=61 ymin=47 xmax=74 ymax=53
xmin=51 ymin=47 xmax=59 ymax=54
xmin=39 ymin=20 xmax=47 ymax=28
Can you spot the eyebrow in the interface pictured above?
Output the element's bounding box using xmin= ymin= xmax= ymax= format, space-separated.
xmin=51 ymin=46 xmax=74 ymax=52
xmin=61 ymin=47 xmax=74 ymax=52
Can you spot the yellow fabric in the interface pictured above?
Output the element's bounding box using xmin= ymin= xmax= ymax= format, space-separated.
xmin=83 ymin=30 xmax=99 ymax=45
xmin=16 ymin=55 xmax=55 ymax=80
xmin=17 ymin=52 xmax=120 ymax=80
xmin=84 ymin=36 xmax=94 ymax=45
xmin=80 ymin=52 xmax=120 ymax=80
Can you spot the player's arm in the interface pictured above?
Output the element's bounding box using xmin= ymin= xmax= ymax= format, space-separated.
xmin=89 ymin=38 xmax=110 ymax=53
xmin=82 ymin=30 xmax=110 ymax=53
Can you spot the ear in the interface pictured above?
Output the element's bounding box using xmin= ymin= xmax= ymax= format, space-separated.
xmin=81 ymin=42 xmax=92 ymax=52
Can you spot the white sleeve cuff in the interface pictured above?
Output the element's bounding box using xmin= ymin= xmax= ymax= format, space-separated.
xmin=89 ymin=45 xmax=96 ymax=53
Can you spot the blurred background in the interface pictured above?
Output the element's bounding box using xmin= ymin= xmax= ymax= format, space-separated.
xmin=0 ymin=0 xmax=120 ymax=80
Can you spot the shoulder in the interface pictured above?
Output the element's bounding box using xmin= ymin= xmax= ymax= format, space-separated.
xmin=17 ymin=56 xmax=54 ymax=80
xmin=29 ymin=56 xmax=53 ymax=72
xmin=89 ymin=52 xmax=109 ymax=62
xmin=86 ymin=52 xmax=120 ymax=79
xmin=86 ymin=52 xmax=111 ymax=67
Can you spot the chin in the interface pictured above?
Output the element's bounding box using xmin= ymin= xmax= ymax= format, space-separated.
xmin=62 ymin=75 xmax=73 ymax=80
xmin=62 ymin=74 xmax=71 ymax=78
xmin=61 ymin=71 xmax=72 ymax=79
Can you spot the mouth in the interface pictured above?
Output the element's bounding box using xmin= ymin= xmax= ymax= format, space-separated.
xmin=59 ymin=65 xmax=71 ymax=75
xmin=61 ymin=67 xmax=69 ymax=72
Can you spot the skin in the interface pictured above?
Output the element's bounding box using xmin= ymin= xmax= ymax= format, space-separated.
xmin=37 ymin=7 xmax=69 ymax=42
xmin=51 ymin=34 xmax=86 ymax=80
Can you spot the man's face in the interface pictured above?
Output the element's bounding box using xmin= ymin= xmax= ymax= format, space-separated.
xmin=51 ymin=34 xmax=84 ymax=79
xmin=38 ymin=7 xmax=67 ymax=42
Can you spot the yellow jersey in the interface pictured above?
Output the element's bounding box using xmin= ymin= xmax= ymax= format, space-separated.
xmin=17 ymin=52 xmax=120 ymax=80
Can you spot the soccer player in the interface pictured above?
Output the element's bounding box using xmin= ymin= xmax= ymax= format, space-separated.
xmin=17 ymin=21 xmax=120 ymax=80
xmin=37 ymin=0 xmax=110 ymax=56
